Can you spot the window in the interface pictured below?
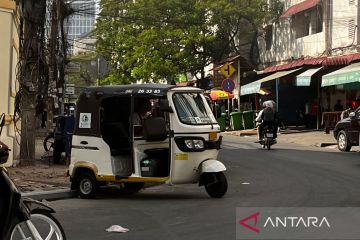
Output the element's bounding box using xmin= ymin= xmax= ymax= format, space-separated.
xmin=293 ymin=6 xmax=323 ymax=38
xmin=173 ymin=93 xmax=216 ymax=125
xmin=349 ymin=19 xmax=355 ymax=40
xmin=294 ymin=13 xmax=310 ymax=38
xmin=265 ymin=25 xmax=273 ymax=50
xmin=311 ymin=6 xmax=323 ymax=34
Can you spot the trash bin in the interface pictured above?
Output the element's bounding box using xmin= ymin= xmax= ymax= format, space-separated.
xmin=243 ymin=110 xmax=254 ymax=129
xmin=217 ymin=113 xmax=226 ymax=132
xmin=230 ymin=112 xmax=243 ymax=130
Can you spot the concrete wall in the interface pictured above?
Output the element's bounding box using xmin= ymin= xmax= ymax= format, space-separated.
xmin=330 ymin=0 xmax=358 ymax=51
xmin=0 ymin=0 xmax=20 ymax=166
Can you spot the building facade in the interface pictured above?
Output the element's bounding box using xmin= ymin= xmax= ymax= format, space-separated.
xmin=0 ymin=0 xmax=20 ymax=166
xmin=259 ymin=0 xmax=359 ymax=66
xmin=249 ymin=0 xmax=360 ymax=126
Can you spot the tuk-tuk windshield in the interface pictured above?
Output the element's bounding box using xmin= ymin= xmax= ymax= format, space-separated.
xmin=173 ymin=92 xmax=217 ymax=125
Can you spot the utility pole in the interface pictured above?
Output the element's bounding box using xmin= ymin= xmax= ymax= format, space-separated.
xmin=321 ymin=0 xmax=332 ymax=130
xmin=324 ymin=0 xmax=332 ymax=55
xmin=19 ymin=0 xmax=46 ymax=165
xmin=357 ymin=0 xmax=360 ymax=50
xmin=49 ymin=0 xmax=59 ymax=114
xmin=97 ymin=57 xmax=100 ymax=86
xmin=237 ymin=58 xmax=241 ymax=112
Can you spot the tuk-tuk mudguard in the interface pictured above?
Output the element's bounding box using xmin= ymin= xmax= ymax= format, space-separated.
xmin=199 ymin=159 xmax=226 ymax=173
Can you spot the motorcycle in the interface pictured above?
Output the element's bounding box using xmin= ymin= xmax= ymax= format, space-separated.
xmin=261 ymin=125 xmax=277 ymax=150
xmin=43 ymin=116 xmax=66 ymax=164
xmin=0 ymin=113 xmax=66 ymax=240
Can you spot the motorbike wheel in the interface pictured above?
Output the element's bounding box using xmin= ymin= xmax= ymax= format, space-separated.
xmin=9 ymin=209 xmax=66 ymax=240
xmin=77 ymin=172 xmax=98 ymax=199
xmin=267 ymin=141 xmax=271 ymax=150
xmin=43 ymin=134 xmax=55 ymax=152
xmin=205 ymin=172 xmax=228 ymax=198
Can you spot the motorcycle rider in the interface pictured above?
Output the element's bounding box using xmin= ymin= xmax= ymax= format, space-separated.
xmin=255 ymin=100 xmax=278 ymax=143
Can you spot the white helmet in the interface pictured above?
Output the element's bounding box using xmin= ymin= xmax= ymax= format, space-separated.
xmin=263 ymin=100 xmax=275 ymax=109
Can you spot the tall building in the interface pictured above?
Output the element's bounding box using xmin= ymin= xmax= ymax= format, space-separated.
xmin=65 ymin=0 xmax=96 ymax=55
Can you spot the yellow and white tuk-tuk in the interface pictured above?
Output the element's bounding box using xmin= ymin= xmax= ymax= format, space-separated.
xmin=69 ymin=84 xmax=227 ymax=198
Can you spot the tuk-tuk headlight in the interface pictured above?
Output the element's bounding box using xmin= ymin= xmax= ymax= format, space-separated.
xmin=174 ymin=137 xmax=206 ymax=152
xmin=184 ymin=139 xmax=204 ymax=150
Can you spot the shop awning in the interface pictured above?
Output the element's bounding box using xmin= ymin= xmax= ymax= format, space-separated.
xmin=281 ymin=0 xmax=321 ymax=18
xmin=296 ymin=67 xmax=323 ymax=86
xmin=240 ymin=68 xmax=301 ymax=96
xmin=321 ymin=62 xmax=360 ymax=87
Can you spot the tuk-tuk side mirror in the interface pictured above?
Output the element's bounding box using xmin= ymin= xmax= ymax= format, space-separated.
xmin=0 ymin=113 xmax=5 ymax=136
xmin=159 ymin=99 xmax=173 ymax=113
xmin=349 ymin=112 xmax=356 ymax=119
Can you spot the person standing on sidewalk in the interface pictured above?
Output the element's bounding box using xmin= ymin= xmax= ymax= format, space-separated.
xmin=63 ymin=107 xmax=75 ymax=165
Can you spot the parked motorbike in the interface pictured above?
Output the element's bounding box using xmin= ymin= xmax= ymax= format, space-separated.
xmin=0 ymin=113 xmax=66 ymax=240
xmin=43 ymin=116 xmax=66 ymax=164
xmin=261 ymin=125 xmax=277 ymax=150
xmin=43 ymin=131 xmax=55 ymax=152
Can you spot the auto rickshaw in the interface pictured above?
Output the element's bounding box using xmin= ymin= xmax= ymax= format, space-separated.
xmin=68 ymin=84 xmax=227 ymax=198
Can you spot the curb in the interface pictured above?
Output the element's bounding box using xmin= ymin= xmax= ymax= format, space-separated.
xmin=22 ymin=189 xmax=77 ymax=201
xmin=319 ymin=143 xmax=337 ymax=148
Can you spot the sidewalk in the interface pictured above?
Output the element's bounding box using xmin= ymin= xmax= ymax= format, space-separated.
xmin=224 ymin=127 xmax=337 ymax=148
xmin=7 ymin=138 xmax=70 ymax=195
xmin=6 ymin=129 xmax=338 ymax=200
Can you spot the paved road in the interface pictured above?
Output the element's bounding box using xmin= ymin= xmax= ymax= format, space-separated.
xmin=50 ymin=135 xmax=360 ymax=240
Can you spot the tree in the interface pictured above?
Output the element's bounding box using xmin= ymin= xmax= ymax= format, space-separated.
xmin=67 ymin=53 xmax=99 ymax=87
xmin=95 ymin=0 xmax=281 ymax=85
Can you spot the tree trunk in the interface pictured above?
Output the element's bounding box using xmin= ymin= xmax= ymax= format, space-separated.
xmin=19 ymin=0 xmax=46 ymax=165
xmin=19 ymin=91 xmax=36 ymax=165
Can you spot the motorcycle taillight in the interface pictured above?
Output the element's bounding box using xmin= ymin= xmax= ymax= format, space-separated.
xmin=0 ymin=140 xmax=9 ymax=151
xmin=0 ymin=141 xmax=9 ymax=164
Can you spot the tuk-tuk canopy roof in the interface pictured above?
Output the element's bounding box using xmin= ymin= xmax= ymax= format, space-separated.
xmin=82 ymin=84 xmax=177 ymax=98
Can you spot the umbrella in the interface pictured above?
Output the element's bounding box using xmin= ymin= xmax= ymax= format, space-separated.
xmin=209 ymin=90 xmax=234 ymax=101
xmin=258 ymin=88 xmax=271 ymax=95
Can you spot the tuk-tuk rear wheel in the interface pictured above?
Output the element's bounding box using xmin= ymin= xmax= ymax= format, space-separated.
xmin=77 ymin=172 xmax=98 ymax=199
xmin=205 ymin=172 xmax=227 ymax=198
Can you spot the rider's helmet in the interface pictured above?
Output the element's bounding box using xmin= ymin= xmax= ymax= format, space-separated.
xmin=263 ymin=100 xmax=274 ymax=109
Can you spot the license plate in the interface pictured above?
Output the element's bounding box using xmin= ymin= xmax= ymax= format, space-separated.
xmin=209 ymin=132 xmax=217 ymax=141
xmin=266 ymin=133 xmax=273 ymax=138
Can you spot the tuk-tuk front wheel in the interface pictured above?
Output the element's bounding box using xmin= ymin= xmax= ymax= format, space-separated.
xmin=77 ymin=172 xmax=98 ymax=199
xmin=204 ymin=172 xmax=227 ymax=198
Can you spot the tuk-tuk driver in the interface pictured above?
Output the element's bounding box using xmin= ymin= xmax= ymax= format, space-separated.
xmin=132 ymin=99 xmax=152 ymax=125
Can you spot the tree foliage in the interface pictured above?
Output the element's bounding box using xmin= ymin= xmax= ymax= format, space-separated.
xmin=95 ymin=0 xmax=281 ymax=85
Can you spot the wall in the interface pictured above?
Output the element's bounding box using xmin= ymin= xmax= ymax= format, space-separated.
xmin=0 ymin=0 xmax=20 ymax=166
xmin=330 ymin=0 xmax=358 ymax=51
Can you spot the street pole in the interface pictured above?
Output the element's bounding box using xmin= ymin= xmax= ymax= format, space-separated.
xmin=276 ymin=78 xmax=279 ymax=110
xmin=97 ymin=57 xmax=100 ymax=86
xmin=358 ymin=0 xmax=360 ymax=50
xmin=50 ymin=0 xmax=59 ymax=115
xmin=237 ymin=57 xmax=241 ymax=112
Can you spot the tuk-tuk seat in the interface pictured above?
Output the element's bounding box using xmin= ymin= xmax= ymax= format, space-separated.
xmin=143 ymin=117 xmax=168 ymax=142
